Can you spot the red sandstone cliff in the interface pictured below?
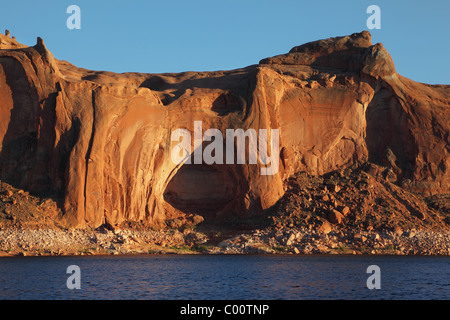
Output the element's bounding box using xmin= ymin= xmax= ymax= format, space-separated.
xmin=0 ymin=30 xmax=448 ymax=228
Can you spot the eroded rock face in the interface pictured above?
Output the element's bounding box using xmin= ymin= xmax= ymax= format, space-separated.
xmin=0 ymin=31 xmax=448 ymax=228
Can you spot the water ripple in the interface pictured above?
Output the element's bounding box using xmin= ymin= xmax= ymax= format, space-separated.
xmin=0 ymin=255 xmax=448 ymax=300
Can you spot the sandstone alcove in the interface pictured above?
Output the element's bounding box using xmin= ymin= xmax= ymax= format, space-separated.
xmin=163 ymin=162 xmax=240 ymax=218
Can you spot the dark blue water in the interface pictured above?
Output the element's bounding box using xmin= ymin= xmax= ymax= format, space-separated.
xmin=0 ymin=255 xmax=448 ymax=300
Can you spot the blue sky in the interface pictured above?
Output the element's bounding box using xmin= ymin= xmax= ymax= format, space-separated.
xmin=1 ymin=0 xmax=449 ymax=84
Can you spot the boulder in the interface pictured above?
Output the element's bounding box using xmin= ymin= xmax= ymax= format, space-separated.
xmin=191 ymin=215 xmax=204 ymax=226
xmin=318 ymin=220 xmax=333 ymax=234
xmin=393 ymin=226 xmax=404 ymax=237
xmin=353 ymin=233 xmax=367 ymax=243
xmin=340 ymin=206 xmax=350 ymax=216
xmin=328 ymin=210 xmax=344 ymax=225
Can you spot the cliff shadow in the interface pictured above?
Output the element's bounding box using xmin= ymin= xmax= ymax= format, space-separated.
xmin=0 ymin=57 xmax=41 ymax=191
xmin=365 ymin=85 xmax=417 ymax=180
xmin=0 ymin=57 xmax=69 ymax=203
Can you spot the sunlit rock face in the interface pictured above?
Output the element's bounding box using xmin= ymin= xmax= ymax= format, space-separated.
xmin=0 ymin=31 xmax=448 ymax=228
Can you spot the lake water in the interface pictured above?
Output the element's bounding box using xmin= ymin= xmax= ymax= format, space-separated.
xmin=0 ymin=255 xmax=448 ymax=300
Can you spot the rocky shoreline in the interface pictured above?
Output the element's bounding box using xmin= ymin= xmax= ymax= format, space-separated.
xmin=1 ymin=165 xmax=449 ymax=258
xmin=1 ymin=225 xmax=449 ymax=257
